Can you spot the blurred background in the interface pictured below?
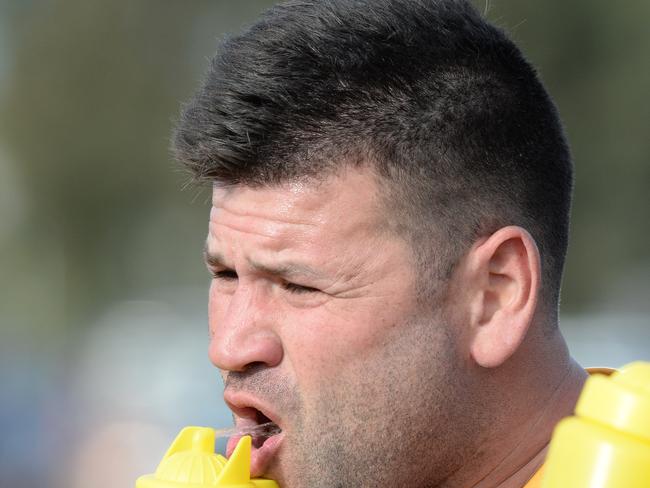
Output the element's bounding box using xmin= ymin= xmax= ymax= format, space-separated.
xmin=0 ymin=1 xmax=648 ymax=486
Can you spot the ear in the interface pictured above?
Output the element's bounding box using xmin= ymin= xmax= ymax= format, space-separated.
xmin=465 ymin=226 xmax=541 ymax=368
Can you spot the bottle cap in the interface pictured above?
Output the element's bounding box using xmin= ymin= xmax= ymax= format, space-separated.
xmin=542 ymin=361 xmax=650 ymax=487
xmin=577 ymin=361 xmax=650 ymax=441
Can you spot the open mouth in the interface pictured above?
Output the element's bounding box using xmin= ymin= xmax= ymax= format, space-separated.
xmin=224 ymin=402 xmax=285 ymax=477
xmin=247 ymin=410 xmax=282 ymax=449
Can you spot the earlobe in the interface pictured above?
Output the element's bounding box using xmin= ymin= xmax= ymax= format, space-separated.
xmin=468 ymin=226 xmax=541 ymax=368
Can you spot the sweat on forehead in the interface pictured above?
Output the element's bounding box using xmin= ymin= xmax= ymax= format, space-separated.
xmin=210 ymin=167 xmax=385 ymax=235
xmin=203 ymin=166 xmax=404 ymax=295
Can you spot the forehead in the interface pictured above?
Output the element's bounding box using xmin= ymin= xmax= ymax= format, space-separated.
xmin=209 ymin=168 xmax=384 ymax=245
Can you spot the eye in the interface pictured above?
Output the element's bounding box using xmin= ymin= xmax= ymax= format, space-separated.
xmin=210 ymin=269 xmax=238 ymax=281
xmin=283 ymin=281 xmax=320 ymax=294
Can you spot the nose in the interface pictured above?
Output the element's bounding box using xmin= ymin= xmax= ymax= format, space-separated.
xmin=208 ymin=281 xmax=283 ymax=372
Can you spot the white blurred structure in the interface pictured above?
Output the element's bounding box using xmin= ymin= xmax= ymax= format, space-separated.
xmin=562 ymin=313 xmax=650 ymax=368
xmin=56 ymin=297 xmax=231 ymax=488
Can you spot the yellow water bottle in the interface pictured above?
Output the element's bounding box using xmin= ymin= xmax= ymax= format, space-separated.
xmin=136 ymin=426 xmax=279 ymax=488
xmin=542 ymin=361 xmax=650 ymax=487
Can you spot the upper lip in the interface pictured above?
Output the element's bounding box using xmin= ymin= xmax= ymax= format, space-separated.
xmin=223 ymin=389 xmax=283 ymax=429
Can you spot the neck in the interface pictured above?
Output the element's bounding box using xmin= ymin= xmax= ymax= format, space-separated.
xmin=475 ymin=359 xmax=587 ymax=488
xmin=442 ymin=333 xmax=588 ymax=488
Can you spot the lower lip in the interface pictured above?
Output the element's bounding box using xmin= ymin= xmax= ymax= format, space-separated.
xmin=226 ymin=432 xmax=284 ymax=478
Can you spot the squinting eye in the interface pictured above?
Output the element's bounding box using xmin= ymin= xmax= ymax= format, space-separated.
xmin=283 ymin=282 xmax=320 ymax=294
xmin=211 ymin=270 xmax=238 ymax=281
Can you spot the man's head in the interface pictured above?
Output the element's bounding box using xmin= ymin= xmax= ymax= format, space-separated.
xmin=174 ymin=0 xmax=574 ymax=486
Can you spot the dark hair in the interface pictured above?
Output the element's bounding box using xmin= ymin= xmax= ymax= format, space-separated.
xmin=174 ymin=0 xmax=573 ymax=314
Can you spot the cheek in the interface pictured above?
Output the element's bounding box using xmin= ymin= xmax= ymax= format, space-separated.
xmin=281 ymin=304 xmax=403 ymax=386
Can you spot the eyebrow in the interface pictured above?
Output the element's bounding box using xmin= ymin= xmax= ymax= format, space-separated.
xmin=203 ymin=242 xmax=324 ymax=280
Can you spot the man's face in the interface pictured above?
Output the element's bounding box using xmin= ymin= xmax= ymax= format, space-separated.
xmin=205 ymin=167 xmax=474 ymax=487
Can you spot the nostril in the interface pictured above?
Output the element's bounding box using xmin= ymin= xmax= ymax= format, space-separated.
xmin=244 ymin=361 xmax=267 ymax=373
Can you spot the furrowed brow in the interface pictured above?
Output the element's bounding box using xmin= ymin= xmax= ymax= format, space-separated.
xmin=203 ymin=242 xmax=229 ymax=269
xmin=248 ymin=259 xmax=323 ymax=280
xmin=202 ymin=241 xmax=324 ymax=279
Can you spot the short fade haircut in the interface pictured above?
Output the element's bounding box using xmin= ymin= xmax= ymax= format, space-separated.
xmin=174 ymin=0 xmax=573 ymax=316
